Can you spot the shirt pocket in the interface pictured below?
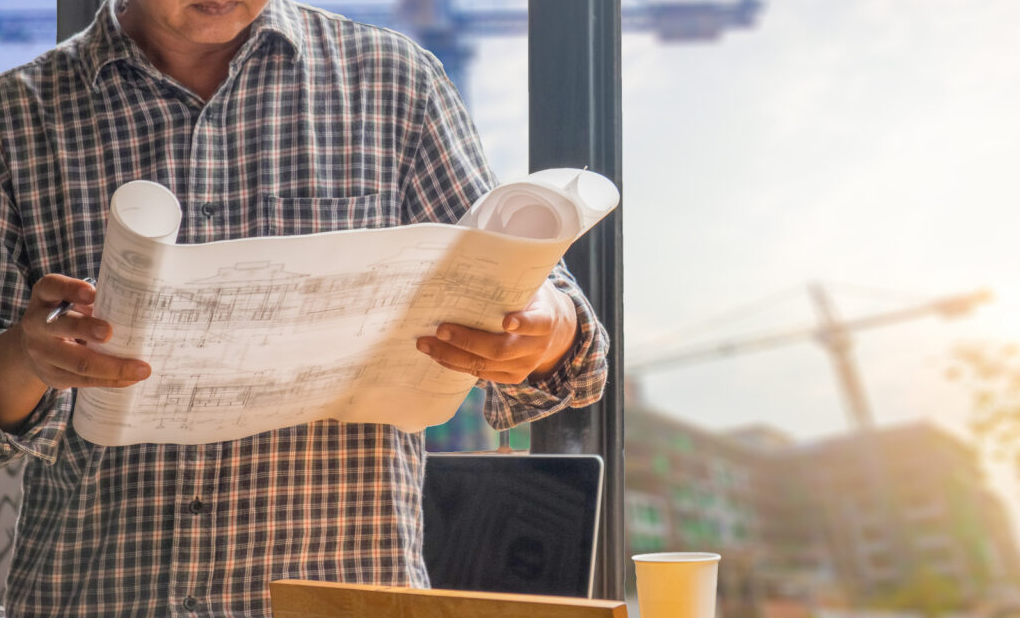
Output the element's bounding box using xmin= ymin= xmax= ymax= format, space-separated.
xmin=259 ymin=192 xmax=399 ymax=236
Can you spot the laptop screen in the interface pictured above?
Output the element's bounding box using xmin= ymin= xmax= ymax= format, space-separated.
xmin=422 ymin=454 xmax=603 ymax=598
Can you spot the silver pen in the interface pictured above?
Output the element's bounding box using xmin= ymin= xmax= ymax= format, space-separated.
xmin=45 ymin=277 xmax=97 ymax=324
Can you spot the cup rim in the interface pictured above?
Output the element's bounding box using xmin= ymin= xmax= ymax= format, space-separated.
xmin=632 ymin=552 xmax=721 ymax=563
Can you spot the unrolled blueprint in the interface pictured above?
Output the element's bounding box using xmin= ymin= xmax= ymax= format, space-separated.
xmin=73 ymin=169 xmax=619 ymax=446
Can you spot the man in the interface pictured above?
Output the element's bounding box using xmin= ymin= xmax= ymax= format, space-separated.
xmin=0 ymin=0 xmax=608 ymax=616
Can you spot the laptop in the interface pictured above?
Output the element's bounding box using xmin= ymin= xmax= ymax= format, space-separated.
xmin=422 ymin=453 xmax=604 ymax=598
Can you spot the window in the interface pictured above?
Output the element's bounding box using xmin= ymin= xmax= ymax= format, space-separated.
xmin=624 ymin=0 xmax=1020 ymax=614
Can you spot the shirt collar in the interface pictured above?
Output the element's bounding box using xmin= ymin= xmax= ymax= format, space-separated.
xmin=79 ymin=0 xmax=305 ymax=91
xmin=247 ymin=0 xmax=305 ymax=63
xmin=79 ymin=1 xmax=142 ymax=90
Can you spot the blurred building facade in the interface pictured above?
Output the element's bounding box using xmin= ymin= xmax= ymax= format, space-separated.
xmin=625 ymin=404 xmax=1020 ymax=617
xmin=626 ymin=407 xmax=765 ymax=617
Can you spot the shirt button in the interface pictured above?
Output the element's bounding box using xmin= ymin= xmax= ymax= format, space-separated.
xmin=188 ymin=498 xmax=203 ymax=515
xmin=183 ymin=596 xmax=199 ymax=611
xmin=200 ymin=202 xmax=217 ymax=217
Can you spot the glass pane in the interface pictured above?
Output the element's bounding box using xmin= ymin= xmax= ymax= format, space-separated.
xmin=0 ymin=0 xmax=56 ymax=71
xmin=624 ymin=1 xmax=1020 ymax=615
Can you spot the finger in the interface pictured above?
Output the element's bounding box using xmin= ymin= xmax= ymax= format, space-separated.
xmin=503 ymin=305 xmax=555 ymax=336
xmin=39 ymin=363 xmax=143 ymax=390
xmin=430 ymin=358 xmax=529 ymax=385
xmin=429 ymin=326 xmax=542 ymax=362
xmin=47 ymin=313 xmax=111 ymax=344
xmin=418 ymin=337 xmax=494 ymax=371
xmin=418 ymin=337 xmax=538 ymax=380
xmin=42 ymin=339 xmax=150 ymax=382
xmin=30 ymin=274 xmax=95 ymax=309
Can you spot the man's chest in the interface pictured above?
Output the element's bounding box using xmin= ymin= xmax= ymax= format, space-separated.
xmin=10 ymin=68 xmax=408 ymax=281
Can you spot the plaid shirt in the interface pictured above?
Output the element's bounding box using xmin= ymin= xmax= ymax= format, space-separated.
xmin=0 ymin=1 xmax=608 ymax=616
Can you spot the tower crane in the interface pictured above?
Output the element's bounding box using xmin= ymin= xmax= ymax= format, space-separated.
xmin=315 ymin=0 xmax=765 ymax=95
xmin=627 ymin=283 xmax=992 ymax=431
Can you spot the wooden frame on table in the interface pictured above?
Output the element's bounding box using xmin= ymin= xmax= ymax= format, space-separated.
xmin=270 ymin=581 xmax=628 ymax=618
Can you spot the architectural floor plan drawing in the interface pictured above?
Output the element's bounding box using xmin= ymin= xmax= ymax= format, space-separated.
xmin=73 ymin=169 xmax=619 ymax=446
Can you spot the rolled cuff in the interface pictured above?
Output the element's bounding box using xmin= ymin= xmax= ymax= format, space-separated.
xmin=0 ymin=388 xmax=71 ymax=466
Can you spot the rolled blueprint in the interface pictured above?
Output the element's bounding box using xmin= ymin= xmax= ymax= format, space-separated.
xmin=458 ymin=168 xmax=618 ymax=241
xmin=75 ymin=169 xmax=619 ymax=446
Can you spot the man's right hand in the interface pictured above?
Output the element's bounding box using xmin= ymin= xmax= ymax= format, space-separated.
xmin=18 ymin=274 xmax=151 ymax=389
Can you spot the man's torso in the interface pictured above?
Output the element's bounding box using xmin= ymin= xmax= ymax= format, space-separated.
xmin=0 ymin=2 xmax=493 ymax=615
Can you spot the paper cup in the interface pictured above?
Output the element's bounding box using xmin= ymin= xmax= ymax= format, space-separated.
xmin=633 ymin=552 xmax=721 ymax=618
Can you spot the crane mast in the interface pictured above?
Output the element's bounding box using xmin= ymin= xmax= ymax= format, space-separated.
xmin=808 ymin=283 xmax=874 ymax=431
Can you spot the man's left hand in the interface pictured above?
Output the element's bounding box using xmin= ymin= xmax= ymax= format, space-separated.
xmin=416 ymin=280 xmax=578 ymax=384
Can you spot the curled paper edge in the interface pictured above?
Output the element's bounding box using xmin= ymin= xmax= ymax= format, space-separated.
xmin=458 ymin=168 xmax=619 ymax=242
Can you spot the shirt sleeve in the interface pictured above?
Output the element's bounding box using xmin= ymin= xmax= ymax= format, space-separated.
xmin=400 ymin=54 xmax=497 ymax=226
xmin=0 ymin=154 xmax=70 ymax=467
xmin=401 ymin=54 xmax=610 ymax=431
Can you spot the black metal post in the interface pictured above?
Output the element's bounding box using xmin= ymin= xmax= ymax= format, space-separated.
xmin=57 ymin=0 xmax=102 ymax=43
xmin=528 ymin=0 xmax=624 ymax=601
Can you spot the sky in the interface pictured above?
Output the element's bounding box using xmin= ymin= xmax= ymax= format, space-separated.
xmin=620 ymin=0 xmax=1020 ymax=451
xmin=464 ymin=0 xmax=1020 ymax=525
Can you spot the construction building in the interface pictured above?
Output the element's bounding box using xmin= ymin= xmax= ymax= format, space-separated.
xmin=624 ymin=403 xmax=1020 ymax=617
